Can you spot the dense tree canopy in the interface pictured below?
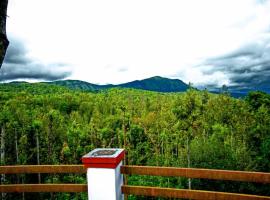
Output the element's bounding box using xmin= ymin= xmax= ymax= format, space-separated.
xmin=0 ymin=83 xmax=269 ymax=199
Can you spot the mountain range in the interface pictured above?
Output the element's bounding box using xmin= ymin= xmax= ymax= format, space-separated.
xmin=48 ymin=76 xmax=189 ymax=93
xmin=5 ymin=76 xmax=269 ymax=97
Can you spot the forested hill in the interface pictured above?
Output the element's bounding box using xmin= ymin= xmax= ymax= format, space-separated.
xmin=119 ymin=76 xmax=189 ymax=92
xmin=47 ymin=80 xmax=112 ymax=91
xmin=48 ymin=76 xmax=189 ymax=92
xmin=0 ymin=83 xmax=270 ymax=199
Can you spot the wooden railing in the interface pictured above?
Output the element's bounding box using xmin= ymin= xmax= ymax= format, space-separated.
xmin=121 ymin=165 xmax=270 ymax=183
xmin=121 ymin=166 xmax=270 ymax=200
xmin=0 ymin=184 xmax=87 ymax=193
xmin=0 ymin=165 xmax=270 ymax=199
xmin=0 ymin=165 xmax=87 ymax=193
xmin=0 ymin=165 xmax=86 ymax=174
xmin=122 ymin=186 xmax=270 ymax=200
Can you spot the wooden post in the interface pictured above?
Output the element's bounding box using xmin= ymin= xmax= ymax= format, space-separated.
xmin=82 ymin=148 xmax=125 ymax=200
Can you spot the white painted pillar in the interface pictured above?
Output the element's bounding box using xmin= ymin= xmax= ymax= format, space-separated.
xmin=82 ymin=148 xmax=125 ymax=200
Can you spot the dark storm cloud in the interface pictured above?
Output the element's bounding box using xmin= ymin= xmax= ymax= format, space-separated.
xmin=201 ymin=36 xmax=270 ymax=89
xmin=0 ymin=63 xmax=72 ymax=81
xmin=0 ymin=37 xmax=72 ymax=81
xmin=3 ymin=38 xmax=30 ymax=65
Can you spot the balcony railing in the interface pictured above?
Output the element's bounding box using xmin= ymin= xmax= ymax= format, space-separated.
xmin=0 ymin=165 xmax=270 ymax=199
xmin=121 ymin=165 xmax=270 ymax=200
xmin=0 ymin=165 xmax=87 ymax=193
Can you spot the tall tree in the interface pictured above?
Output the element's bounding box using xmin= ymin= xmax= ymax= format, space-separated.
xmin=0 ymin=0 xmax=9 ymax=67
xmin=0 ymin=107 xmax=9 ymax=200
xmin=32 ymin=119 xmax=42 ymax=183
xmin=1 ymin=125 xmax=5 ymax=200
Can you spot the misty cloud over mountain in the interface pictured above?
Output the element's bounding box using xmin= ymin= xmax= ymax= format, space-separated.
xmin=201 ymin=35 xmax=270 ymax=91
xmin=0 ymin=37 xmax=72 ymax=81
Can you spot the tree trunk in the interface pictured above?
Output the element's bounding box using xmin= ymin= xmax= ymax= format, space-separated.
xmin=15 ymin=129 xmax=25 ymax=199
xmin=187 ymin=136 xmax=191 ymax=190
xmin=15 ymin=129 xmax=19 ymax=163
xmin=1 ymin=125 xmax=6 ymax=200
xmin=123 ymin=110 xmax=126 ymax=150
xmin=36 ymin=132 xmax=41 ymax=183
xmin=1 ymin=126 xmax=5 ymax=164
xmin=48 ymin=118 xmax=55 ymax=200
xmin=0 ymin=0 xmax=9 ymax=68
xmin=48 ymin=122 xmax=52 ymax=164
xmin=15 ymin=129 xmax=20 ymax=184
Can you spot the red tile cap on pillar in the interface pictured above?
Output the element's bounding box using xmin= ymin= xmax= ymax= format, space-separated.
xmin=82 ymin=148 xmax=125 ymax=169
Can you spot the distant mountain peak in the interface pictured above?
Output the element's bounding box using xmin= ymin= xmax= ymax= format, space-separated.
xmin=49 ymin=76 xmax=189 ymax=93
xmin=148 ymin=76 xmax=164 ymax=79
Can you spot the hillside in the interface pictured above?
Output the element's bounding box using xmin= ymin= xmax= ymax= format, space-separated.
xmin=49 ymin=77 xmax=269 ymax=97
xmin=0 ymin=84 xmax=269 ymax=199
xmin=118 ymin=76 xmax=189 ymax=92
xmin=209 ymin=86 xmax=270 ymax=98
xmin=49 ymin=76 xmax=188 ymax=92
xmin=47 ymin=80 xmax=112 ymax=91
xmin=48 ymin=76 xmax=189 ymax=92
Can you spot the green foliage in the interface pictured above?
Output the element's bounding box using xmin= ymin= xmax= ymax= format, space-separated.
xmin=0 ymin=83 xmax=269 ymax=199
xmin=246 ymin=91 xmax=270 ymax=110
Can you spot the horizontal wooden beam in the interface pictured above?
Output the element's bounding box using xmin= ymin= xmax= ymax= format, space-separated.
xmin=0 ymin=165 xmax=86 ymax=174
xmin=122 ymin=185 xmax=270 ymax=200
xmin=0 ymin=184 xmax=87 ymax=193
xmin=121 ymin=165 xmax=270 ymax=183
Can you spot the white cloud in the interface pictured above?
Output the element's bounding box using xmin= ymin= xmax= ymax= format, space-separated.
xmin=5 ymin=0 xmax=270 ymax=86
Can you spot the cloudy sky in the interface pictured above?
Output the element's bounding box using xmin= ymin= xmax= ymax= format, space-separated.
xmin=1 ymin=0 xmax=270 ymax=89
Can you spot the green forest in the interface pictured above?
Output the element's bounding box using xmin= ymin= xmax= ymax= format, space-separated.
xmin=0 ymin=83 xmax=270 ymax=200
